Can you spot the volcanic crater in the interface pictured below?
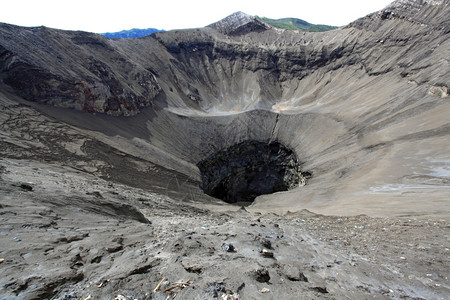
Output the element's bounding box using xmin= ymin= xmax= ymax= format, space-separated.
xmin=0 ymin=1 xmax=449 ymax=299
xmin=0 ymin=3 xmax=448 ymax=214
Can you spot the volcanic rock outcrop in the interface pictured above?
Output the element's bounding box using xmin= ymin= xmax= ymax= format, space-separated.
xmin=0 ymin=0 xmax=449 ymax=215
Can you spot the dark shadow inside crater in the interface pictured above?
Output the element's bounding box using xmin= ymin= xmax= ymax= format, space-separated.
xmin=197 ymin=140 xmax=308 ymax=204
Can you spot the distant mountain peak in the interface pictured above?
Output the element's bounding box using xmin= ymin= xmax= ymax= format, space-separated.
xmin=209 ymin=12 xmax=336 ymax=34
xmin=101 ymin=27 xmax=164 ymax=39
xmin=208 ymin=12 xmax=271 ymax=35
xmin=227 ymin=11 xmax=252 ymax=19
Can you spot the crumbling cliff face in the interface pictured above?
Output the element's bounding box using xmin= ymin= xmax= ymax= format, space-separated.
xmin=0 ymin=26 xmax=161 ymax=116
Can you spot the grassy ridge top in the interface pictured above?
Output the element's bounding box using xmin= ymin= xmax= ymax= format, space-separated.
xmin=256 ymin=17 xmax=337 ymax=31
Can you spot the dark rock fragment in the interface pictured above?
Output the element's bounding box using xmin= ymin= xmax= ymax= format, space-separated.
xmin=70 ymin=254 xmax=84 ymax=269
xmin=90 ymin=256 xmax=102 ymax=264
xmin=261 ymin=238 xmax=273 ymax=249
xmin=86 ymin=191 xmax=103 ymax=198
xmin=206 ymin=282 xmax=226 ymax=298
xmin=60 ymin=292 xmax=78 ymax=299
xmin=181 ymin=259 xmax=203 ymax=274
xmin=283 ymin=266 xmax=308 ymax=282
xmin=222 ymin=242 xmax=236 ymax=252
xmin=311 ymin=286 xmax=328 ymax=293
xmin=252 ymin=268 xmax=270 ymax=283
xmin=260 ymin=249 xmax=274 ymax=258
xmin=20 ymin=183 xmax=33 ymax=191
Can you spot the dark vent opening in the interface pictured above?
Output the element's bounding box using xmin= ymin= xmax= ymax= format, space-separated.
xmin=197 ymin=140 xmax=308 ymax=204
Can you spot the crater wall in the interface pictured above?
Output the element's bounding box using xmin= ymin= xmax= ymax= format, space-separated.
xmin=0 ymin=1 xmax=449 ymax=216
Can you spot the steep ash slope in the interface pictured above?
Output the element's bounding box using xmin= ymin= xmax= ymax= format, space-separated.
xmin=0 ymin=24 xmax=161 ymax=116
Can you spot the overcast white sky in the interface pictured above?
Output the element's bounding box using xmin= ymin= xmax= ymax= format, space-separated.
xmin=1 ymin=0 xmax=394 ymax=33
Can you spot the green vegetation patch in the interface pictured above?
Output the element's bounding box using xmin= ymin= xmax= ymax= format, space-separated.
xmin=256 ymin=17 xmax=337 ymax=32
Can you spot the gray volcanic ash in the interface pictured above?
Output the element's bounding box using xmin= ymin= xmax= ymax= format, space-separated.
xmin=0 ymin=0 xmax=449 ymax=299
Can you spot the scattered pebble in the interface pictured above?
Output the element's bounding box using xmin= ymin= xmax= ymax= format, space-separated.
xmin=221 ymin=294 xmax=239 ymax=300
xmin=0 ymin=258 xmax=4 ymax=264
xmin=283 ymin=265 xmax=308 ymax=282
xmin=311 ymin=286 xmax=328 ymax=294
xmin=222 ymin=243 xmax=236 ymax=253
xmin=97 ymin=279 xmax=109 ymax=288
xmin=60 ymin=292 xmax=77 ymax=299
xmin=253 ymin=268 xmax=270 ymax=283
xmin=260 ymin=287 xmax=270 ymax=293
xmin=261 ymin=249 xmax=274 ymax=258
xmin=261 ymin=239 xmax=272 ymax=249
xmin=20 ymin=183 xmax=33 ymax=191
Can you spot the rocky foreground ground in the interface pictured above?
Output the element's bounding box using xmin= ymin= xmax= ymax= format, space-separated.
xmin=0 ymin=158 xmax=448 ymax=300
